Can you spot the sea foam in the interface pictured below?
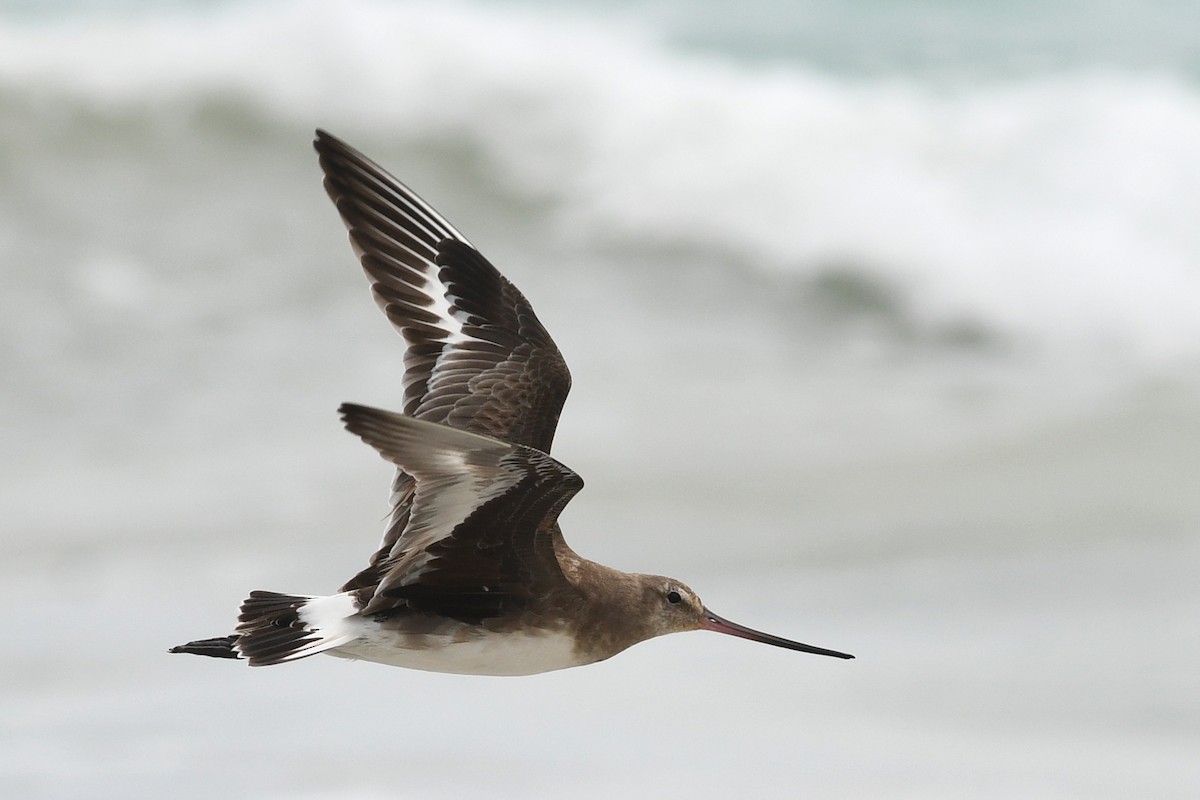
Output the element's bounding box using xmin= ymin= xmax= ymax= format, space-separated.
xmin=2 ymin=0 xmax=1198 ymax=362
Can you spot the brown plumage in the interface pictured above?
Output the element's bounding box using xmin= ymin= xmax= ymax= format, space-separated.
xmin=169 ymin=131 xmax=854 ymax=673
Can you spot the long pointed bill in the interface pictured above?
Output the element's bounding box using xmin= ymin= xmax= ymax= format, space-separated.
xmin=701 ymin=608 xmax=854 ymax=659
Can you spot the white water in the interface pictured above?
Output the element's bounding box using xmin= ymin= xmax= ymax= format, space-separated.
xmin=3 ymin=1 xmax=1200 ymax=359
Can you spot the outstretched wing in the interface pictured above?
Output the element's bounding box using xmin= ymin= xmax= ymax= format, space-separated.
xmin=338 ymin=404 xmax=583 ymax=622
xmin=314 ymin=130 xmax=571 ymax=450
xmin=314 ymin=131 xmax=573 ymax=585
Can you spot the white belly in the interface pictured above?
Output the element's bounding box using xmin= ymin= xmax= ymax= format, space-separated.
xmin=325 ymin=623 xmax=587 ymax=676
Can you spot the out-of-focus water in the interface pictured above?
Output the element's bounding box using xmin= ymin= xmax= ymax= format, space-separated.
xmin=2 ymin=1 xmax=1198 ymax=798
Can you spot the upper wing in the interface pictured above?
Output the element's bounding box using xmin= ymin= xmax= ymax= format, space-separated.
xmin=314 ymin=130 xmax=571 ymax=452
xmin=338 ymin=404 xmax=583 ymax=622
xmin=315 ymin=131 xmax=573 ymax=582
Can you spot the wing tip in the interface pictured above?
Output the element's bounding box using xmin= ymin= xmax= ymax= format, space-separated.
xmin=338 ymin=401 xmax=392 ymax=443
xmin=313 ymin=127 xmax=345 ymax=155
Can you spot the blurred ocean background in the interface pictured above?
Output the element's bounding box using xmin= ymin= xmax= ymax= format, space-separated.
xmin=2 ymin=0 xmax=1198 ymax=797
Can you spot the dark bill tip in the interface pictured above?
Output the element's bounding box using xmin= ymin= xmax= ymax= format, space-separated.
xmin=700 ymin=608 xmax=854 ymax=660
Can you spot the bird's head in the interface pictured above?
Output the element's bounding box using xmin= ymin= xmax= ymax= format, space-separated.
xmin=635 ymin=574 xmax=855 ymax=660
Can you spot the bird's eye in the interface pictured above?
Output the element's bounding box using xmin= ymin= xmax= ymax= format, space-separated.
xmin=666 ymin=590 xmax=682 ymax=605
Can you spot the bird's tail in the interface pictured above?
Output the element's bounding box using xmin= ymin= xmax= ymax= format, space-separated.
xmin=169 ymin=635 xmax=241 ymax=659
xmin=232 ymin=590 xmax=361 ymax=666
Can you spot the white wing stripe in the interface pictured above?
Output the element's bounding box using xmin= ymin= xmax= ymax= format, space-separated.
xmin=338 ymin=407 xmax=526 ymax=572
xmin=424 ymin=277 xmax=471 ymax=346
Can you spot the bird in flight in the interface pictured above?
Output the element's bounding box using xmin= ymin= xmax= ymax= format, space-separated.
xmin=170 ymin=131 xmax=854 ymax=675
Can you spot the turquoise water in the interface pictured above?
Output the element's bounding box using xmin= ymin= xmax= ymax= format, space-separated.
xmin=8 ymin=0 xmax=1200 ymax=78
xmin=517 ymin=0 xmax=1200 ymax=78
xmin=2 ymin=2 xmax=1198 ymax=798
